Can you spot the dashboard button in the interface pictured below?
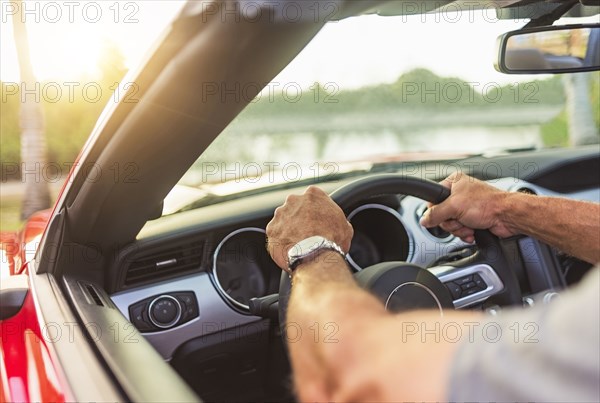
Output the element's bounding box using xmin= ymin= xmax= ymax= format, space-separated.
xmin=129 ymin=301 xmax=153 ymax=332
xmin=445 ymin=282 xmax=462 ymax=299
xmin=454 ymin=275 xmax=473 ymax=285
xmin=473 ymin=274 xmax=487 ymax=290
xmin=461 ymin=281 xmax=477 ymax=290
xmin=462 ymin=287 xmax=481 ymax=297
xmin=173 ymin=292 xmax=199 ymax=322
xmin=148 ymin=295 xmax=182 ymax=329
xmin=130 ymin=292 xmax=198 ymax=332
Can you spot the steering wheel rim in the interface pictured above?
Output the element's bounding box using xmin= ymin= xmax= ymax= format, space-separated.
xmin=278 ymin=174 xmax=521 ymax=329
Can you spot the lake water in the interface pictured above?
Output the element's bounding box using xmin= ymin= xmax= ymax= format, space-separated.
xmin=197 ymin=105 xmax=559 ymax=166
xmin=182 ymin=123 xmax=544 ymax=186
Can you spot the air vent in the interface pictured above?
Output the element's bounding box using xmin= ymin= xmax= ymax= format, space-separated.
xmin=425 ymin=225 xmax=452 ymax=240
xmin=516 ymin=187 xmax=537 ymax=195
xmin=416 ymin=204 xmax=452 ymax=241
xmin=124 ymin=240 xmax=205 ymax=286
xmin=80 ymin=282 xmax=104 ymax=306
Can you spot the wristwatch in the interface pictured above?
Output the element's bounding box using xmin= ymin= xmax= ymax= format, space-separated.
xmin=287 ymin=236 xmax=347 ymax=274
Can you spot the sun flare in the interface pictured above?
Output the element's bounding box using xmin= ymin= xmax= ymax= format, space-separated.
xmin=28 ymin=29 xmax=103 ymax=81
xmin=0 ymin=1 xmax=184 ymax=82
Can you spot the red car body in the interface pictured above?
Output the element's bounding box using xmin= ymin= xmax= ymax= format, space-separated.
xmin=1 ymin=192 xmax=66 ymax=401
xmin=1 ymin=284 xmax=69 ymax=402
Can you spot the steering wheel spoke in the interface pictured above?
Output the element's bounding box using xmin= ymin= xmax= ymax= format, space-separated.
xmin=428 ymin=263 xmax=504 ymax=309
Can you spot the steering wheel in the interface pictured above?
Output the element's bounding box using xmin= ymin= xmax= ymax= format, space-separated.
xmin=278 ymin=174 xmax=521 ymax=328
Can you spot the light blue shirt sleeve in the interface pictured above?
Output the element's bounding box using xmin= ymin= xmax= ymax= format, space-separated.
xmin=449 ymin=267 xmax=599 ymax=402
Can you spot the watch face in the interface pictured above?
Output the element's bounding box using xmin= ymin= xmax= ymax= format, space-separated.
xmin=288 ymin=236 xmax=326 ymax=260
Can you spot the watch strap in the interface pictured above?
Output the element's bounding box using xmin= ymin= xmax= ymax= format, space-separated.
xmin=287 ymin=236 xmax=347 ymax=273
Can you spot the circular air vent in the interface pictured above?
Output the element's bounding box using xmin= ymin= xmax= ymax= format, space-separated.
xmin=425 ymin=225 xmax=452 ymax=240
xmin=416 ymin=204 xmax=453 ymax=241
xmin=516 ymin=187 xmax=537 ymax=195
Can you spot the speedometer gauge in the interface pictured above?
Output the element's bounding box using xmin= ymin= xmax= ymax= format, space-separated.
xmin=212 ymin=227 xmax=280 ymax=310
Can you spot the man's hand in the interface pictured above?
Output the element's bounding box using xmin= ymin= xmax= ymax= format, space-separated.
xmin=266 ymin=186 xmax=353 ymax=270
xmin=420 ymin=172 xmax=517 ymax=243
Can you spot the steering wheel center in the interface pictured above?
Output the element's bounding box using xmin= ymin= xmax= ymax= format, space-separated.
xmin=385 ymin=282 xmax=444 ymax=316
xmin=354 ymin=262 xmax=454 ymax=314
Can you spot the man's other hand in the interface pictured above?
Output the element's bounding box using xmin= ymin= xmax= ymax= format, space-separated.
xmin=420 ymin=172 xmax=517 ymax=243
xmin=266 ymin=186 xmax=353 ymax=270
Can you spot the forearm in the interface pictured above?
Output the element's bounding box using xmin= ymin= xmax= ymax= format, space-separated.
xmin=288 ymin=252 xmax=387 ymax=364
xmin=287 ymin=252 xmax=478 ymax=401
xmin=421 ymin=173 xmax=600 ymax=263
xmin=502 ymin=193 xmax=600 ymax=264
xmin=289 ymin=253 xmax=380 ymax=316
xmin=287 ymin=253 xmax=386 ymax=400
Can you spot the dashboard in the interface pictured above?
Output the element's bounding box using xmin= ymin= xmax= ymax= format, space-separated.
xmin=106 ymin=147 xmax=599 ymax=401
xmin=110 ymin=175 xmax=599 ymax=360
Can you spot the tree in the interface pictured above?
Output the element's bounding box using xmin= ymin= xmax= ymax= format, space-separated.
xmin=12 ymin=0 xmax=51 ymax=219
xmin=563 ymin=73 xmax=599 ymax=146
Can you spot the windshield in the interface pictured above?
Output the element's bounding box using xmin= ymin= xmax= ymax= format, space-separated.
xmin=171 ymin=11 xmax=599 ymax=212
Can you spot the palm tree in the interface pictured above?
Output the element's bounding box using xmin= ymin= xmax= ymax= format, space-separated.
xmin=563 ymin=73 xmax=599 ymax=146
xmin=12 ymin=0 xmax=51 ymax=219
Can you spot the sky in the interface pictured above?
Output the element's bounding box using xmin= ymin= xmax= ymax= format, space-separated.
xmin=1 ymin=1 xmax=184 ymax=81
xmin=1 ymin=1 xmax=596 ymax=88
xmin=277 ymin=13 xmax=531 ymax=88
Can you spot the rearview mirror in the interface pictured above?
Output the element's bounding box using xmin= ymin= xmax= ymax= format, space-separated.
xmin=496 ymin=24 xmax=600 ymax=74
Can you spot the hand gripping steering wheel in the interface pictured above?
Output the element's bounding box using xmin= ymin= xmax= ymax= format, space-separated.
xmin=278 ymin=174 xmax=521 ymax=329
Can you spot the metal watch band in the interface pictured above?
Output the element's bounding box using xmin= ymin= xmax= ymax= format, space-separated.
xmin=287 ymin=236 xmax=347 ymax=273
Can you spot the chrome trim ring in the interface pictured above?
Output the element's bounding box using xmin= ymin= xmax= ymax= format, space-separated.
xmin=415 ymin=203 xmax=454 ymax=243
xmin=384 ymin=282 xmax=444 ymax=317
xmin=212 ymin=227 xmax=266 ymax=311
xmin=346 ymin=203 xmax=414 ymax=271
xmin=148 ymin=295 xmax=182 ymax=329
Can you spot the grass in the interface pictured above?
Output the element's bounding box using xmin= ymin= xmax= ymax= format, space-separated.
xmin=540 ymin=110 xmax=569 ymax=147
xmin=0 ymin=195 xmax=24 ymax=233
xmin=1 ymin=183 xmax=62 ymax=234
